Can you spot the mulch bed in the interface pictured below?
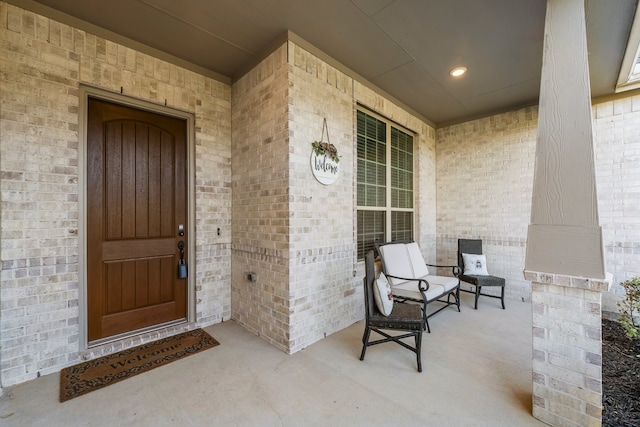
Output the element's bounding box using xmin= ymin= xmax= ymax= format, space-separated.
xmin=602 ymin=319 xmax=640 ymax=427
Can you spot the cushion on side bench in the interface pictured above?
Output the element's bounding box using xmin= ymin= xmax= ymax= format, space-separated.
xmin=462 ymin=253 xmax=489 ymax=276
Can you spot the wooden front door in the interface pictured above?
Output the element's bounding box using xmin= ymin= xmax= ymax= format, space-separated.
xmin=87 ymin=97 xmax=188 ymax=342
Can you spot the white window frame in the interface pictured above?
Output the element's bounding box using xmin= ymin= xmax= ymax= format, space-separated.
xmin=356 ymin=108 xmax=416 ymax=259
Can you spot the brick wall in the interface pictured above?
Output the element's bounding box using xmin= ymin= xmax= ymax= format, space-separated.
xmin=436 ymin=108 xmax=538 ymax=302
xmin=593 ymin=97 xmax=640 ymax=315
xmin=0 ymin=2 xmax=438 ymax=387
xmin=287 ymin=43 xmax=358 ymax=352
xmin=230 ymin=41 xmax=438 ymax=353
xmin=436 ymin=95 xmax=640 ymax=314
xmin=230 ymin=44 xmax=291 ymax=351
xmin=7 ymin=0 xmax=636 ymax=392
xmin=0 ymin=2 xmax=231 ymax=386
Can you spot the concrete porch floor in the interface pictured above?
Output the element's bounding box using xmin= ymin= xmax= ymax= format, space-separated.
xmin=0 ymin=292 xmax=545 ymax=426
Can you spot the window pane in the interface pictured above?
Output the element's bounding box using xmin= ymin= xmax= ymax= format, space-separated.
xmin=357 ymin=210 xmax=385 ymax=260
xmin=357 ymin=110 xmax=366 ymax=134
xmin=357 ymin=111 xmax=386 ymax=208
xmin=391 ymin=211 xmax=413 ymax=242
xmin=357 ymin=134 xmax=366 ymax=159
xmin=391 ymin=127 xmax=413 ymax=209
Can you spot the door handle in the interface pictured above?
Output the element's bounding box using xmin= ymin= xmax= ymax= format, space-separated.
xmin=177 ymin=240 xmax=187 ymax=279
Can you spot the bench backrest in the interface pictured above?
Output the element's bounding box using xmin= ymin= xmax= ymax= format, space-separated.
xmin=376 ymin=242 xmax=429 ymax=286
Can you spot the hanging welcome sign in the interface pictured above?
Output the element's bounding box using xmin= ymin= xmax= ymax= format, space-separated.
xmin=310 ymin=118 xmax=340 ymax=185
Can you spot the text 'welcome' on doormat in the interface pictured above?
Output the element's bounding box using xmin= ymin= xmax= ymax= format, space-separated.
xmin=60 ymin=329 xmax=219 ymax=402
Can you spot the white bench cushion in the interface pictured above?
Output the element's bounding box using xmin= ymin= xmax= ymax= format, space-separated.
xmin=378 ymin=242 xmax=458 ymax=302
xmin=405 ymin=242 xmax=429 ymax=277
xmin=378 ymin=243 xmax=415 ymax=286
xmin=378 ymin=242 xmax=430 ymax=284
xmin=423 ymin=274 xmax=459 ymax=292
xmin=393 ymin=281 xmax=445 ymax=302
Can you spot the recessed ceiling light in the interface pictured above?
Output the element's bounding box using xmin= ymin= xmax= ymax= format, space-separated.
xmin=450 ymin=67 xmax=467 ymax=77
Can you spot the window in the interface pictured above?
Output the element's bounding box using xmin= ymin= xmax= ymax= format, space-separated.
xmin=616 ymin=12 xmax=640 ymax=92
xmin=356 ymin=109 xmax=414 ymax=259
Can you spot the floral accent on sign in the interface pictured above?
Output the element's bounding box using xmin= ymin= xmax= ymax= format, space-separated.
xmin=311 ymin=140 xmax=340 ymax=163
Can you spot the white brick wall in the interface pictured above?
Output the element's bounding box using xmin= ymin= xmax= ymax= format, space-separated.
xmin=230 ymin=42 xmax=438 ymax=353
xmin=436 ymin=108 xmax=538 ymax=302
xmin=5 ymin=0 xmax=637 ymax=392
xmin=288 ymin=43 xmax=358 ymax=353
xmin=230 ymin=44 xmax=291 ymax=351
xmin=436 ymin=96 xmax=640 ymax=314
xmin=0 ymin=2 xmax=231 ymax=387
xmin=1 ymin=2 xmax=438 ymax=387
xmin=593 ymin=97 xmax=640 ymax=316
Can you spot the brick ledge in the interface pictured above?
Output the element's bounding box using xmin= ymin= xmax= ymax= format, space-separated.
xmin=523 ymin=270 xmax=612 ymax=292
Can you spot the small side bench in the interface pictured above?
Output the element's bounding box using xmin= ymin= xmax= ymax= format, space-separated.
xmin=457 ymin=238 xmax=506 ymax=309
xmin=375 ymin=241 xmax=460 ymax=332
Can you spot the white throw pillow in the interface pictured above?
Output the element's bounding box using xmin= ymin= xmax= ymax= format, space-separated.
xmin=373 ymin=273 xmax=394 ymax=316
xmin=462 ymin=253 xmax=489 ymax=276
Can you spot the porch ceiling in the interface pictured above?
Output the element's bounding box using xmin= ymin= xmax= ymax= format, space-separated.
xmin=24 ymin=0 xmax=639 ymax=126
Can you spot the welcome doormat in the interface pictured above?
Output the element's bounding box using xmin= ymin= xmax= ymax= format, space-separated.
xmin=59 ymin=329 xmax=219 ymax=402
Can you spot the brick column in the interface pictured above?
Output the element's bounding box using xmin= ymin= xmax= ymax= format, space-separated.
xmin=524 ymin=270 xmax=611 ymax=426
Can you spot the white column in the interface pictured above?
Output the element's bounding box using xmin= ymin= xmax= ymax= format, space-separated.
xmin=525 ymin=0 xmax=604 ymax=279
xmin=525 ymin=1 xmax=610 ymax=426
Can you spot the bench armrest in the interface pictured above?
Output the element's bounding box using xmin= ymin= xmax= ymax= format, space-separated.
xmin=426 ymin=263 xmax=461 ymax=277
xmin=383 ymin=274 xmax=430 ymax=298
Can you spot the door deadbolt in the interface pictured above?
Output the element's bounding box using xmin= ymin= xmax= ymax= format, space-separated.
xmin=178 ymin=224 xmax=184 ymax=236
